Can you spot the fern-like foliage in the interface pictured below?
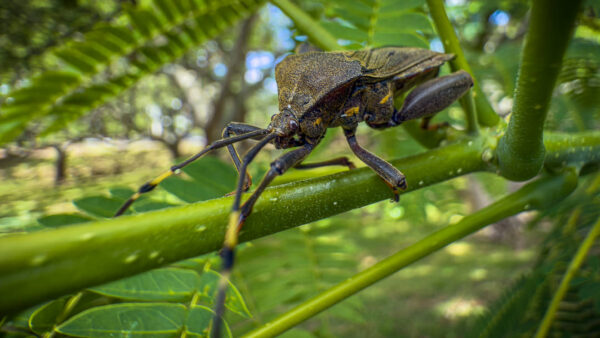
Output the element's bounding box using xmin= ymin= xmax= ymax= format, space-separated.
xmin=297 ymin=0 xmax=433 ymax=49
xmin=470 ymin=175 xmax=600 ymax=337
xmin=231 ymin=220 xmax=366 ymax=336
xmin=0 ymin=0 xmax=266 ymax=145
xmin=552 ymin=38 xmax=600 ymax=131
xmin=469 ymin=270 xmax=550 ymax=338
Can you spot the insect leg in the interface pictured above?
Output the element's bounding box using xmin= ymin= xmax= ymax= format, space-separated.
xmin=212 ymin=142 xmax=314 ymax=338
xmin=113 ymin=128 xmax=269 ymax=217
xmin=294 ymin=157 xmax=356 ymax=170
xmin=392 ymin=70 xmax=473 ymax=126
xmin=343 ymin=128 xmax=406 ymax=201
xmin=222 ymin=122 xmax=266 ymax=193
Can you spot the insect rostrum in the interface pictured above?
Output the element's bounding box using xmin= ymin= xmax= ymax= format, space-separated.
xmin=114 ymin=47 xmax=473 ymax=336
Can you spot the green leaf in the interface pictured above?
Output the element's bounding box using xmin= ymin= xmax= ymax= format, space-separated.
xmin=34 ymin=71 xmax=81 ymax=87
xmin=126 ymin=7 xmax=155 ymax=38
xmin=372 ymin=32 xmax=429 ymax=48
xmin=28 ymin=297 xmax=70 ymax=335
xmin=320 ymin=21 xmax=367 ymax=42
xmin=161 ymin=177 xmax=223 ymax=203
xmin=134 ymin=201 xmax=178 ymax=213
xmin=182 ymin=157 xmax=237 ymax=194
xmin=56 ymin=303 xmax=187 ymax=337
xmin=198 ymin=270 xmax=252 ymax=318
xmin=54 ymin=50 xmax=97 ymax=74
xmin=376 ymin=12 xmax=433 ymax=34
xmin=317 ymin=0 xmax=429 ymax=48
xmin=96 ymin=25 xmax=138 ymax=46
xmin=380 ymin=0 xmax=425 ymax=13
xmin=9 ymin=304 xmax=43 ymax=331
xmin=90 ymin=268 xmax=201 ymax=302
xmin=86 ymin=32 xmax=127 ymax=54
xmin=37 ymin=214 xmax=95 ymax=228
xmin=154 ymin=0 xmax=179 ymax=23
xmin=331 ymin=7 xmax=369 ymax=31
xmin=185 ymin=305 xmax=232 ymax=338
xmin=73 ymin=196 xmax=125 ymax=218
xmin=71 ymin=42 xmax=112 ymax=63
xmin=181 ymin=23 xmax=204 ymax=44
xmin=109 ymin=187 xmax=136 ymax=201
xmin=0 ymin=120 xmax=29 ymax=145
xmin=279 ymin=328 xmax=314 ymax=338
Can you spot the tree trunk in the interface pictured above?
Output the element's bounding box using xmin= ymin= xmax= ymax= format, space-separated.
xmin=53 ymin=145 xmax=67 ymax=186
xmin=205 ymin=14 xmax=257 ymax=143
xmin=167 ymin=141 xmax=181 ymax=159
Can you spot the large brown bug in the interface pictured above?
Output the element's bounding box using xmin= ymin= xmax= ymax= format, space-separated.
xmin=114 ymin=47 xmax=473 ymax=336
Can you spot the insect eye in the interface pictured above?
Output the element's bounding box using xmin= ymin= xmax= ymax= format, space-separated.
xmin=289 ymin=120 xmax=299 ymax=131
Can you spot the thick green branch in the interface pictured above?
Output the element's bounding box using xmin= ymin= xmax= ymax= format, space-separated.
xmin=1 ymin=130 xmax=598 ymax=315
xmin=426 ymin=0 xmax=498 ymax=129
xmin=497 ymin=0 xmax=583 ymax=181
xmin=270 ymin=0 xmax=341 ymax=51
xmin=244 ymin=170 xmax=579 ymax=338
xmin=0 ymin=138 xmax=489 ymax=315
xmin=544 ymin=131 xmax=600 ymax=168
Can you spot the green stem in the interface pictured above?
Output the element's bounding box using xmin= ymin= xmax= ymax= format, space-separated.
xmin=496 ymin=0 xmax=583 ymax=181
xmin=542 ymin=131 xmax=600 ymax=167
xmin=270 ymin=0 xmax=341 ymax=51
xmin=244 ymin=170 xmax=579 ymax=338
xmin=426 ymin=0 xmax=498 ymax=129
xmin=461 ymin=89 xmax=478 ymax=135
xmin=535 ymin=216 xmax=600 ymax=338
xmin=0 ymin=137 xmax=488 ymax=315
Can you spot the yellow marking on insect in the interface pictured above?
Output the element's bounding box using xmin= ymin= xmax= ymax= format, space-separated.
xmin=225 ymin=211 xmax=241 ymax=247
xmin=344 ymin=107 xmax=360 ymax=116
xmin=149 ymin=170 xmax=173 ymax=185
xmin=314 ymin=117 xmax=322 ymax=126
xmin=132 ymin=192 xmax=141 ymax=200
xmin=379 ymin=93 xmax=391 ymax=104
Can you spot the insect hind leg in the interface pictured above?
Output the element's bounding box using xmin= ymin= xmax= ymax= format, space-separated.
xmin=343 ymin=127 xmax=406 ymax=202
xmin=212 ymin=141 xmax=314 ymax=338
xmin=392 ymin=70 xmax=473 ymax=126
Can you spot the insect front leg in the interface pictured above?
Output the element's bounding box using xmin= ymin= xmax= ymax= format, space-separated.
xmin=222 ymin=122 xmax=266 ymax=193
xmin=393 ymin=70 xmax=473 ymax=127
xmin=212 ymin=142 xmax=314 ymax=338
xmin=113 ymin=128 xmax=269 ymax=216
xmin=239 ymin=142 xmax=315 ymax=221
xmin=343 ymin=127 xmax=406 ymax=201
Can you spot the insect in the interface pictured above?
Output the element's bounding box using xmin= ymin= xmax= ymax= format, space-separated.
xmin=114 ymin=47 xmax=473 ymax=336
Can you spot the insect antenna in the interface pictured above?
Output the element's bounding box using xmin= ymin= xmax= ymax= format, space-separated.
xmin=114 ymin=128 xmax=270 ymax=217
xmin=211 ymin=132 xmax=277 ymax=338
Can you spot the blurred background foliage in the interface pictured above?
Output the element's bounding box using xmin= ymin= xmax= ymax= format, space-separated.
xmin=0 ymin=0 xmax=599 ymax=337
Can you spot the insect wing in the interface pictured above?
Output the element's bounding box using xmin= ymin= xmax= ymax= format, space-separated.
xmin=275 ymin=52 xmax=362 ymax=114
xmin=346 ymin=47 xmax=454 ymax=81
